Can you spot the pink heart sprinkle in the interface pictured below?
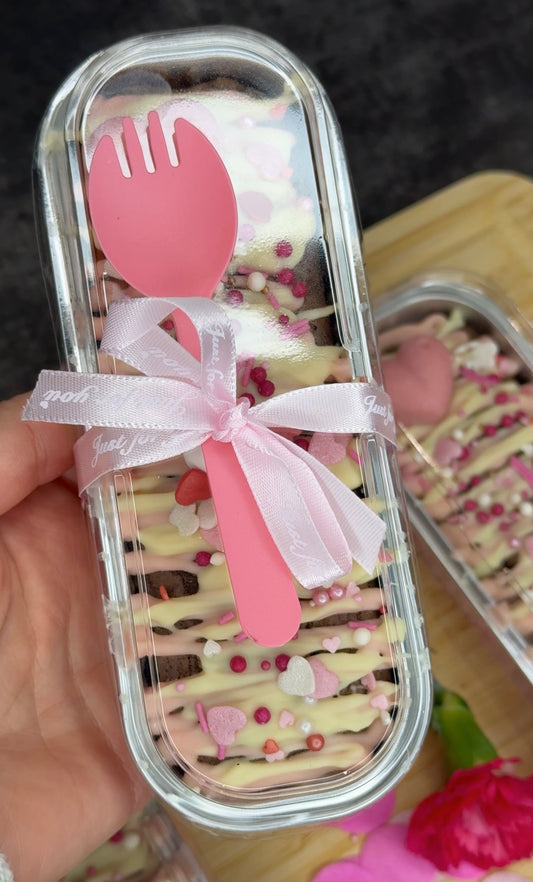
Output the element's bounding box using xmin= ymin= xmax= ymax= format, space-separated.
xmin=238 ymin=190 xmax=273 ymax=223
xmin=322 ymin=636 xmax=341 ymax=653
xmin=206 ymin=706 xmax=247 ymax=747
xmin=309 ymin=432 xmax=350 ymax=465
xmin=308 ymin=657 xmax=339 ymax=699
xmin=345 ymin=581 xmax=360 ymax=598
xmin=265 ymin=750 xmax=285 ymax=762
xmin=278 ymin=710 xmax=295 ymax=728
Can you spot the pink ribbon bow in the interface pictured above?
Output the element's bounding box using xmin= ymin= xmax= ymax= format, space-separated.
xmin=23 ymin=297 xmax=395 ymax=590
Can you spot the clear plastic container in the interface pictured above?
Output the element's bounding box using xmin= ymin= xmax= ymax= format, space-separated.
xmin=61 ymin=800 xmax=209 ymax=882
xmin=32 ymin=27 xmax=431 ymax=830
xmin=374 ymin=271 xmax=533 ymax=689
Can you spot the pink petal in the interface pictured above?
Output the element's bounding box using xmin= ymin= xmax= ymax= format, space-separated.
xmin=311 ymin=859 xmax=375 ymax=882
xmin=360 ymin=823 xmax=438 ymax=882
xmin=327 ymin=791 xmax=396 ymax=834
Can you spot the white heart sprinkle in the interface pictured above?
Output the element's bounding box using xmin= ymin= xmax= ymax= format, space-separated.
xmin=198 ymin=498 xmax=217 ymax=529
xmin=203 ymin=640 xmax=222 ymax=658
xmin=277 ymin=656 xmax=315 ymax=696
xmin=168 ymin=504 xmax=199 ymax=536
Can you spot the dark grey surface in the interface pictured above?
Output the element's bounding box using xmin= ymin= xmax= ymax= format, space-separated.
xmin=2 ymin=0 xmax=533 ymax=400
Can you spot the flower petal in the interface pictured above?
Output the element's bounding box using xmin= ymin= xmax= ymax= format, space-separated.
xmin=360 ymin=822 xmax=438 ymax=882
xmin=327 ymin=791 xmax=396 ymax=834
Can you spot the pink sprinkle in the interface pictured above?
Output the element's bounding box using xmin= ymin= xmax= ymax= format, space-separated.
xmin=241 ymin=357 xmax=254 ymax=387
xmin=175 ymin=682 xmax=185 ymax=692
xmin=234 ymin=631 xmax=248 ymax=643
xmin=348 ymin=621 xmax=378 ymax=630
xmin=266 ymin=291 xmax=280 ymax=310
xmin=237 ymin=265 xmax=253 ymax=275
xmin=227 ymin=288 xmax=244 ymax=305
xmin=275 ymin=239 xmax=293 ymax=257
xmin=261 ymin=660 xmax=271 ymax=671
xmin=281 ymin=319 xmax=310 ymax=338
xmin=278 ymin=268 xmax=294 ymax=285
xmin=217 ymin=745 xmax=227 ymax=760
xmin=510 ymin=455 xmax=533 ymax=490
xmin=370 ymin=694 xmax=389 ymax=710
xmin=348 ymin=449 xmax=361 ymax=463
xmin=195 ymin=702 xmax=209 ymax=733
xmin=292 ymin=281 xmax=307 ymax=298
xmin=378 ymin=550 xmax=393 ymax=563
xmin=509 ymin=537 xmax=521 ymax=549
xmin=500 ymin=521 xmax=511 ymax=532
xmin=460 ymin=367 xmax=499 ymax=387
xmin=218 ymin=611 xmax=236 ymax=625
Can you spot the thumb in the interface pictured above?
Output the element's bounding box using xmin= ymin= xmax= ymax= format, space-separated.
xmin=0 ymin=394 xmax=79 ymax=515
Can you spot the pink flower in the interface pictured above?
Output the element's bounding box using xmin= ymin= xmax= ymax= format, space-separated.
xmin=406 ymin=759 xmax=533 ymax=873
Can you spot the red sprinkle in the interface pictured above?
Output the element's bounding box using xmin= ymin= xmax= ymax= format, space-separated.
xmin=275 ymin=653 xmax=290 ymax=671
xmin=495 ymin=392 xmax=509 ymax=404
xmin=263 ymin=738 xmax=279 ymax=754
xmin=175 ymin=468 xmax=211 ymax=505
xmin=458 ymin=446 xmax=470 ymax=461
xmin=230 ymin=655 xmax=247 ymax=673
xmin=476 ymin=511 xmax=491 ymax=524
xmin=275 ymin=240 xmax=293 ymax=257
xmin=227 ymin=288 xmax=244 ymax=305
xmin=491 ymin=503 xmax=505 ymax=516
xmin=109 ymin=831 xmax=124 ymax=843
xmin=306 ymin=734 xmax=325 ymax=751
xmin=292 ymin=281 xmax=307 ymax=298
xmin=250 ymin=366 xmax=267 ymax=384
xmin=254 ymin=706 xmax=271 ymax=724
xmin=294 ymin=437 xmax=310 ymax=450
xmin=278 ymin=268 xmax=295 ymax=285
xmin=469 ymin=475 xmax=482 ymax=487
xmin=499 ymin=521 xmax=511 ymax=532
xmin=516 ymin=410 xmax=527 ymax=422
xmin=239 ymin=392 xmax=256 ymax=406
xmin=195 ymin=551 xmax=212 ymax=567
xmin=258 ymin=379 xmax=275 ymax=397
xmin=278 ymin=314 xmax=290 ymax=326
xmin=464 ymin=499 xmax=477 ymax=511
xmin=484 ymin=425 xmax=497 ymax=437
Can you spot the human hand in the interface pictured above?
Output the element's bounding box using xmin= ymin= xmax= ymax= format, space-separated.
xmin=0 ymin=395 xmax=151 ymax=882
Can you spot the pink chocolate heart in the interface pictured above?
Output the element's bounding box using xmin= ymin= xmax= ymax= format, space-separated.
xmin=206 ymin=705 xmax=247 ymax=746
xmin=308 ymin=657 xmax=339 ymax=699
xmin=382 ymin=335 xmax=453 ymax=426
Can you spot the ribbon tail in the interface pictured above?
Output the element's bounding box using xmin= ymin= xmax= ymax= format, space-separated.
xmin=233 ymin=427 xmax=354 ymax=588
xmin=267 ymin=434 xmax=386 ymax=577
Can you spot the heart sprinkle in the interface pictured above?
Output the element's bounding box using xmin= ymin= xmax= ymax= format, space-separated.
xmin=277 ymin=656 xmax=315 ymax=696
xmin=322 ymin=636 xmax=341 ymax=653
xmin=203 ymin=639 xmax=222 ymax=658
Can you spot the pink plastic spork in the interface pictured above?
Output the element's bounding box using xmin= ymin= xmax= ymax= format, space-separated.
xmin=88 ymin=111 xmax=301 ymax=645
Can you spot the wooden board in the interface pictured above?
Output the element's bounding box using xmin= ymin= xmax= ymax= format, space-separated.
xmin=171 ymin=172 xmax=533 ymax=882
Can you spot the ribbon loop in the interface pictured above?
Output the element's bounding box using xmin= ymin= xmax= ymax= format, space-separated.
xmin=23 ymin=297 xmax=396 ymax=589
